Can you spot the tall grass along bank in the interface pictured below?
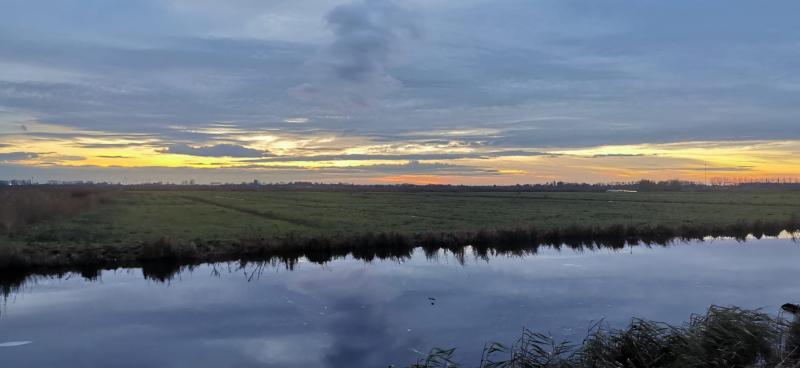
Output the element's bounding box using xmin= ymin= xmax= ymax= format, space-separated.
xmin=410 ymin=305 xmax=800 ymax=368
xmin=1 ymin=216 xmax=799 ymax=284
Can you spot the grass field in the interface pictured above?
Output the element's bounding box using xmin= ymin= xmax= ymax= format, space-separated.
xmin=13 ymin=190 xmax=800 ymax=244
xmin=1 ymin=189 xmax=800 ymax=271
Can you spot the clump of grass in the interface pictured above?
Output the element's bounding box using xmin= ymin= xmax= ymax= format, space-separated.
xmin=138 ymin=237 xmax=199 ymax=261
xmin=675 ymin=306 xmax=779 ymax=367
xmin=0 ymin=187 xmax=110 ymax=235
xmin=0 ymin=245 xmax=30 ymax=297
xmin=783 ymin=319 xmax=800 ymax=366
xmin=578 ymin=319 xmax=680 ymax=367
xmin=0 ymin=244 xmax=28 ymax=270
xmin=412 ymin=306 xmax=795 ymax=368
xmin=409 ymin=348 xmax=459 ymax=368
xmin=481 ymin=329 xmax=575 ymax=368
xmin=790 ymin=212 xmax=800 ymax=231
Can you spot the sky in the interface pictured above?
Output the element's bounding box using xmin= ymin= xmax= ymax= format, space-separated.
xmin=1 ymin=0 xmax=799 ymax=184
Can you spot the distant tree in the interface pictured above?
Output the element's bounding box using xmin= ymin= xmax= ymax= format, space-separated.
xmin=637 ymin=180 xmax=658 ymax=192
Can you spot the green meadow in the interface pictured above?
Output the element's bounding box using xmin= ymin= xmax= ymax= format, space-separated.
xmin=9 ymin=189 xmax=800 ymax=247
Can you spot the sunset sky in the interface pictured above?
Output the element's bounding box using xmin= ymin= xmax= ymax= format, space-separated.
xmin=1 ymin=0 xmax=799 ymax=184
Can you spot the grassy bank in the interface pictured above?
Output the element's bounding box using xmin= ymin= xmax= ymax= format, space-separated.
xmin=1 ymin=189 xmax=799 ymax=274
xmin=411 ymin=305 xmax=800 ymax=368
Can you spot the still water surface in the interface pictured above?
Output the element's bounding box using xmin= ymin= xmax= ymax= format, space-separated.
xmin=2 ymin=237 xmax=800 ymax=367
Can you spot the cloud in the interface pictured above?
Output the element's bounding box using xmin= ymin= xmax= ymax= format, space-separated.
xmin=232 ymin=160 xmax=492 ymax=175
xmin=355 ymin=160 xmax=482 ymax=174
xmin=325 ymin=0 xmax=419 ymax=82
xmin=0 ymin=152 xmax=39 ymax=162
xmin=77 ymin=143 xmax=151 ymax=149
xmin=591 ymin=153 xmax=649 ymax=158
xmin=288 ymin=0 xmax=420 ymax=108
xmin=43 ymin=155 xmax=85 ymax=161
xmin=359 ymin=160 xmax=529 ymax=176
xmin=628 ymin=166 xmax=756 ymax=172
xmin=244 ymin=150 xmax=554 ymax=163
xmin=159 ymin=143 xmax=270 ymax=158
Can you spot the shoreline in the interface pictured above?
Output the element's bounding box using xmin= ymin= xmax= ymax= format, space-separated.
xmin=2 ymin=219 xmax=798 ymax=285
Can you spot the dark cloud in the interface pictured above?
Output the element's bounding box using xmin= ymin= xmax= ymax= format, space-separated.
xmin=159 ymin=144 xmax=270 ymax=158
xmin=0 ymin=152 xmax=39 ymax=161
xmin=1 ymin=131 xmax=157 ymax=143
xmin=77 ymin=143 xmax=149 ymax=149
xmin=43 ymin=155 xmax=85 ymax=161
xmin=325 ymin=0 xmax=419 ymax=82
xmin=592 ymin=153 xmax=649 ymax=158
xmin=287 ymin=0 xmax=421 ymax=108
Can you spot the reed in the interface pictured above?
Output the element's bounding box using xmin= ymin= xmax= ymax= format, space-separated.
xmin=1 ymin=216 xmax=799 ymax=280
xmin=412 ymin=306 xmax=800 ymax=368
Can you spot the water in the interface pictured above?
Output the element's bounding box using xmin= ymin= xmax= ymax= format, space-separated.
xmin=1 ymin=237 xmax=800 ymax=367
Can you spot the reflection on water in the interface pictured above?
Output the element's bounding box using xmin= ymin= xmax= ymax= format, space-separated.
xmin=1 ymin=237 xmax=800 ymax=367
